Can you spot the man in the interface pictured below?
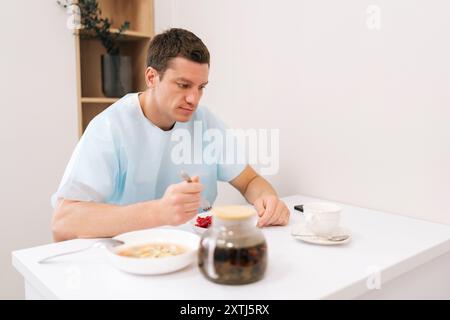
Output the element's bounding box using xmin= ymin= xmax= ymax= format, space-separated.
xmin=51 ymin=28 xmax=289 ymax=242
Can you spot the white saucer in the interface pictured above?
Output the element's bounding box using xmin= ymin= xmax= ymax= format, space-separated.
xmin=291 ymin=222 xmax=352 ymax=246
xmin=191 ymin=223 xmax=209 ymax=235
xmin=190 ymin=213 xmax=212 ymax=235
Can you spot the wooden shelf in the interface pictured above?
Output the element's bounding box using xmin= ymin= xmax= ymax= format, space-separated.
xmin=79 ymin=39 xmax=148 ymax=98
xmin=74 ymin=0 xmax=154 ymax=135
xmin=111 ymin=29 xmax=152 ymax=40
xmin=79 ymin=29 xmax=151 ymax=41
xmin=81 ymin=97 xmax=120 ymax=104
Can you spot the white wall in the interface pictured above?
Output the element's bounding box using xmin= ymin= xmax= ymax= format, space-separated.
xmin=0 ymin=1 xmax=78 ymax=298
xmin=0 ymin=0 xmax=448 ymax=299
xmin=155 ymin=0 xmax=450 ymax=224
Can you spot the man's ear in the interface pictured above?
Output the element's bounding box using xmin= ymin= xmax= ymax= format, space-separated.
xmin=144 ymin=67 xmax=159 ymax=88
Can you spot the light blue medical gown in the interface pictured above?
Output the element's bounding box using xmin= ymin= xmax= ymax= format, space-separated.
xmin=51 ymin=93 xmax=247 ymax=208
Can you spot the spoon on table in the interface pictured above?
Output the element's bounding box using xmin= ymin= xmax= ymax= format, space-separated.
xmin=38 ymin=238 xmax=125 ymax=264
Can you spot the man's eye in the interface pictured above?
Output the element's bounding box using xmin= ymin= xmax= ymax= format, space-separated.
xmin=177 ymin=83 xmax=189 ymax=89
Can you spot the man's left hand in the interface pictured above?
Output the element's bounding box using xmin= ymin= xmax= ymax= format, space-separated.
xmin=253 ymin=195 xmax=290 ymax=227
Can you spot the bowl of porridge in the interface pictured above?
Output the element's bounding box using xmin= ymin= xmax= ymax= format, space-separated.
xmin=106 ymin=228 xmax=200 ymax=275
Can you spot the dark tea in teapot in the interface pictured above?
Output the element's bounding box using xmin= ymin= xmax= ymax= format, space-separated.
xmin=197 ymin=205 xmax=268 ymax=285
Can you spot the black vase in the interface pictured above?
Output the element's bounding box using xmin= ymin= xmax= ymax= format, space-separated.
xmin=101 ymin=54 xmax=132 ymax=97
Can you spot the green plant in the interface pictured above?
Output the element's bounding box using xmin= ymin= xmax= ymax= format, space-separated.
xmin=57 ymin=0 xmax=130 ymax=55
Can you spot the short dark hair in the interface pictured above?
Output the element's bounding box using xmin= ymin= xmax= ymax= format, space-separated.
xmin=146 ymin=28 xmax=210 ymax=79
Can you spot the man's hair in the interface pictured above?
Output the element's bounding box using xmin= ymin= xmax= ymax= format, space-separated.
xmin=146 ymin=28 xmax=210 ymax=79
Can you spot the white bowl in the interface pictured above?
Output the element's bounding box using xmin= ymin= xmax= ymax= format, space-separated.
xmin=105 ymin=228 xmax=200 ymax=275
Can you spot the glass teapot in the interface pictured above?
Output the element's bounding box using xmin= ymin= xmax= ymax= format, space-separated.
xmin=198 ymin=206 xmax=268 ymax=285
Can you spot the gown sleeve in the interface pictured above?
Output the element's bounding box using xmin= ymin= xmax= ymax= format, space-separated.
xmin=51 ymin=116 xmax=119 ymax=208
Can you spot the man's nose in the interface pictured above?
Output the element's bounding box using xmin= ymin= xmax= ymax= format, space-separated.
xmin=185 ymin=89 xmax=201 ymax=105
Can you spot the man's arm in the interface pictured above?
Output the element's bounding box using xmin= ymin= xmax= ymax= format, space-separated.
xmin=52 ymin=199 xmax=164 ymax=242
xmin=52 ymin=177 xmax=203 ymax=242
xmin=229 ymin=165 xmax=290 ymax=227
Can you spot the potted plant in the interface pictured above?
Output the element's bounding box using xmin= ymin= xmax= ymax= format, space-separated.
xmin=57 ymin=0 xmax=132 ymax=97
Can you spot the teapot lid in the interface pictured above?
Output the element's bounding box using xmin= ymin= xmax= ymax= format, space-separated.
xmin=212 ymin=205 xmax=256 ymax=221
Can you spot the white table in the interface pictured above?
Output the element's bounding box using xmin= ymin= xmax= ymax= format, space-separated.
xmin=12 ymin=195 xmax=450 ymax=300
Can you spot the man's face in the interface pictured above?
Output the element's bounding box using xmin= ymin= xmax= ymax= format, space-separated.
xmin=153 ymin=57 xmax=209 ymax=122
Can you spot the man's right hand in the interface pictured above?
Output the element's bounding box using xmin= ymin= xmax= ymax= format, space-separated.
xmin=158 ymin=176 xmax=203 ymax=226
xmin=52 ymin=177 xmax=204 ymax=241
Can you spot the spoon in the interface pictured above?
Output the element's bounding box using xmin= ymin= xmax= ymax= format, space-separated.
xmin=38 ymin=238 xmax=125 ymax=264
xmin=180 ymin=170 xmax=212 ymax=212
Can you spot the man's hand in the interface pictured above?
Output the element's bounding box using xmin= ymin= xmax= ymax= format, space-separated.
xmin=159 ymin=176 xmax=203 ymax=226
xmin=254 ymin=194 xmax=290 ymax=227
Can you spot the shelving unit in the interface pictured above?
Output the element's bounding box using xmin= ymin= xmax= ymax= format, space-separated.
xmin=75 ymin=0 xmax=154 ymax=135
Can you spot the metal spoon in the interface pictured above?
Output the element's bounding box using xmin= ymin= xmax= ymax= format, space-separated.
xmin=38 ymin=238 xmax=125 ymax=264
xmin=180 ymin=170 xmax=212 ymax=212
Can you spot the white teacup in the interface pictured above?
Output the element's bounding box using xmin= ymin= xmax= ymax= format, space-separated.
xmin=303 ymin=202 xmax=341 ymax=236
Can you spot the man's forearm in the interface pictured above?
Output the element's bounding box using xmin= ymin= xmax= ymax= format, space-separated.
xmin=243 ymin=176 xmax=278 ymax=204
xmin=52 ymin=199 xmax=164 ymax=242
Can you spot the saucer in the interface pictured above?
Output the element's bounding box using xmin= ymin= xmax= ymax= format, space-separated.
xmin=191 ymin=223 xmax=210 ymax=235
xmin=291 ymin=222 xmax=352 ymax=246
xmin=190 ymin=213 xmax=212 ymax=235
